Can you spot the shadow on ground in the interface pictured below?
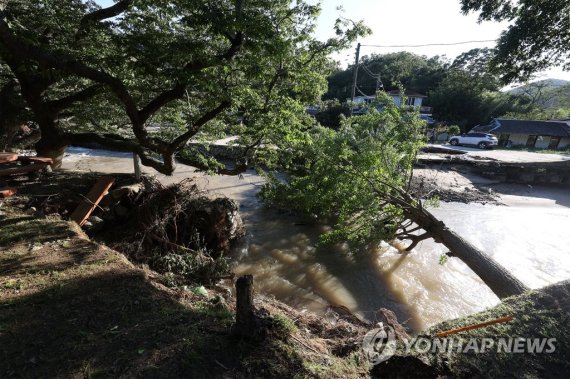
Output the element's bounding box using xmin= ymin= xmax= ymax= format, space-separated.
xmin=0 ymin=210 xmax=310 ymax=378
xmin=0 ymin=266 xmax=309 ymax=378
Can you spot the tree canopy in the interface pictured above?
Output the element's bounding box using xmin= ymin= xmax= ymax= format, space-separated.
xmin=0 ymin=0 xmax=368 ymax=173
xmin=262 ymin=93 xmax=425 ymax=245
xmin=323 ymin=49 xmax=527 ymax=130
xmin=324 ymin=52 xmax=448 ymax=101
xmin=460 ymin=0 xmax=570 ymax=83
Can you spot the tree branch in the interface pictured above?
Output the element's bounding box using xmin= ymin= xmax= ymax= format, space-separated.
xmin=46 ymin=84 xmax=102 ymax=111
xmin=76 ymin=0 xmax=133 ymax=39
xmin=168 ymin=100 xmax=231 ymax=153
xmin=176 ymin=153 xmax=248 ymax=176
xmin=0 ymin=16 xmax=143 ymax=128
xmin=397 ymin=232 xmax=431 ymax=251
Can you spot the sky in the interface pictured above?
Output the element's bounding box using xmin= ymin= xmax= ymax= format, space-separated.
xmin=312 ymin=0 xmax=570 ymax=84
xmin=96 ymin=0 xmax=570 ymax=84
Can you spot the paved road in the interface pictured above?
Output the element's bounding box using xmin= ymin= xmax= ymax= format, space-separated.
xmin=426 ymin=144 xmax=570 ymax=163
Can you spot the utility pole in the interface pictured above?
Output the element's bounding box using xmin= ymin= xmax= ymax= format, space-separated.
xmin=350 ymin=42 xmax=361 ymax=116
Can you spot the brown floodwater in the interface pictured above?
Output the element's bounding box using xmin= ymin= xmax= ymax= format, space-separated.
xmin=64 ymin=148 xmax=570 ymax=333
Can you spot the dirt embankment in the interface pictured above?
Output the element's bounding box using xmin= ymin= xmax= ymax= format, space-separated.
xmin=3 ymin=201 xmax=568 ymax=377
xmin=374 ymin=280 xmax=570 ymax=378
xmin=412 ymin=161 xmax=570 ymax=208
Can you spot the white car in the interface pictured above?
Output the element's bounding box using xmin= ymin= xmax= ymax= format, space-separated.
xmin=448 ymin=133 xmax=498 ymax=149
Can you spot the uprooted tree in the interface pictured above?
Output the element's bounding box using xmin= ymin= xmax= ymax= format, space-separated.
xmin=0 ymin=0 xmax=368 ymax=173
xmin=261 ymin=92 xmax=529 ymax=299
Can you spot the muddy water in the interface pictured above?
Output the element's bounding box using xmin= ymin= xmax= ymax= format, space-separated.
xmin=233 ymin=200 xmax=570 ymax=333
xmin=63 ymin=148 xmax=570 ymax=333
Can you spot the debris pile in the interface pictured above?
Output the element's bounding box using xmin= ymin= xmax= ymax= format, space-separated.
xmin=101 ymin=178 xmax=246 ymax=285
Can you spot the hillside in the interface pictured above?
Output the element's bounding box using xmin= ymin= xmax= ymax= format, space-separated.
xmin=508 ymin=79 xmax=570 ymax=109
xmin=509 ymin=79 xmax=570 ymax=93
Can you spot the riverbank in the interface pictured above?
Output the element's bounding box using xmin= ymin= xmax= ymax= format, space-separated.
xmin=0 ymin=201 xmax=371 ymax=377
xmin=1 ymin=199 xmax=567 ymax=377
xmin=56 ymin=148 xmax=570 ymax=333
xmin=413 ymin=163 xmax=570 ymax=207
xmin=2 ymin=150 xmax=569 ymax=376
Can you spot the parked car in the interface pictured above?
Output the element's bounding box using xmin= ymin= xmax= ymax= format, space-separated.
xmin=448 ymin=133 xmax=498 ymax=149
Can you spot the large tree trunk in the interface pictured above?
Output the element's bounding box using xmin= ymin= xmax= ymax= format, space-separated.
xmin=0 ymin=80 xmax=26 ymax=150
xmin=405 ymin=206 xmax=529 ymax=299
xmin=35 ymin=133 xmax=67 ymax=169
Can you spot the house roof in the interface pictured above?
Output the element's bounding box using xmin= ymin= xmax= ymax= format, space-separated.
xmin=475 ymin=119 xmax=570 ymax=138
xmin=386 ymin=89 xmax=427 ymax=98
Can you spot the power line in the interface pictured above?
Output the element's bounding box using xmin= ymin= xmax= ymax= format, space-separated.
xmin=361 ymin=64 xmax=379 ymax=78
xmin=360 ymin=64 xmax=384 ymax=91
xmin=355 ymin=85 xmax=369 ymax=97
xmin=361 ymin=39 xmax=496 ymax=48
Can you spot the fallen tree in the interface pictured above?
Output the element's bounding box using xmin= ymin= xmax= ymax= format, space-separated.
xmin=261 ymin=93 xmax=529 ymax=299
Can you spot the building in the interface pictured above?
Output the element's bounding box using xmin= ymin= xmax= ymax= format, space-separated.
xmin=385 ymin=89 xmax=426 ymax=108
xmin=350 ymin=90 xmax=434 ymax=124
xmin=472 ymin=118 xmax=570 ymax=149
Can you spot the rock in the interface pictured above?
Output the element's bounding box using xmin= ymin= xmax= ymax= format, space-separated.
xmin=85 ymin=216 xmax=104 ymax=233
xmin=375 ymin=308 xmax=410 ymax=341
xmin=371 ymin=355 xmax=438 ymax=378
xmin=114 ymin=205 xmax=129 ymax=218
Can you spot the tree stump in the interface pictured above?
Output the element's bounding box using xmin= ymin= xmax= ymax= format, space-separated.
xmin=233 ymin=275 xmax=272 ymax=340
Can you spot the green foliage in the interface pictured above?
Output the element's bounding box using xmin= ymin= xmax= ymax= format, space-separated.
xmin=273 ymin=313 xmax=298 ymax=336
xmin=428 ymin=69 xmax=525 ymax=130
xmin=325 ymin=52 xmax=449 ymax=100
xmin=450 ymin=48 xmax=500 ymax=91
xmin=324 ymin=48 xmax=530 ymax=129
xmin=151 ymin=249 xmax=230 ymax=286
xmin=261 ymin=93 xmax=425 ymax=245
xmin=460 ymin=0 xmax=570 ymax=83
xmin=502 ymin=107 xmax=570 ymax=121
xmin=504 ymin=81 xmax=570 ymax=120
xmin=0 ymin=0 xmax=369 ymax=174
xmin=314 ymin=99 xmax=350 ymax=129
xmin=447 ymin=125 xmax=461 ymax=136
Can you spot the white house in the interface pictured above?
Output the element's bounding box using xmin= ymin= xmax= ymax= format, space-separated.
xmin=352 ymin=90 xmax=427 ymax=108
xmin=351 ymin=90 xmax=433 ymax=123
xmin=386 ymin=90 xmax=427 ymax=108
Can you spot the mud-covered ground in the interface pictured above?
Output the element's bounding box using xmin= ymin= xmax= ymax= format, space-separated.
xmin=412 ymin=162 xmax=570 ymax=208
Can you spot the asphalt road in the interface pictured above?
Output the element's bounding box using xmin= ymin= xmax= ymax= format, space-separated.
xmin=426 ymin=144 xmax=570 ymax=163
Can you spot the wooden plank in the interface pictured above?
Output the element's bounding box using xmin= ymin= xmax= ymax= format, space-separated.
xmin=70 ymin=176 xmax=115 ymax=226
xmin=0 ymin=153 xmax=18 ymax=164
xmin=0 ymin=187 xmax=17 ymax=198
xmin=17 ymin=156 xmax=54 ymax=165
xmin=0 ymin=163 xmax=49 ymax=177
xmin=435 ymin=316 xmax=513 ymax=337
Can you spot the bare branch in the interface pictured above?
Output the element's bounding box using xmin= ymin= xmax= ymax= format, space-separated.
xmin=401 ymin=232 xmax=431 ymax=251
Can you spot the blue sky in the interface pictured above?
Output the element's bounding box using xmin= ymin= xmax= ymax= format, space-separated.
xmin=95 ymin=0 xmax=570 ymax=83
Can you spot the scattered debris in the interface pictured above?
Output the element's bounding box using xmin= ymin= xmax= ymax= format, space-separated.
xmin=70 ymin=176 xmax=115 ymax=226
